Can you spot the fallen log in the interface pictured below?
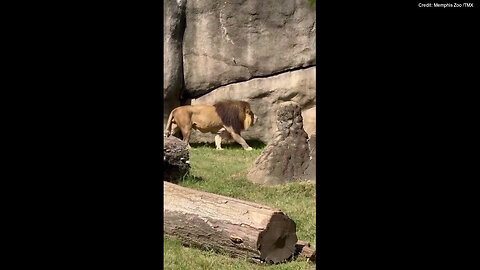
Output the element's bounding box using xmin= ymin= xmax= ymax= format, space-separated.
xmin=164 ymin=182 xmax=298 ymax=263
xmin=295 ymin=241 xmax=316 ymax=263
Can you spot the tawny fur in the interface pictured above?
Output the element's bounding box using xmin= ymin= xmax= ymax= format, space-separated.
xmin=165 ymin=100 xmax=255 ymax=150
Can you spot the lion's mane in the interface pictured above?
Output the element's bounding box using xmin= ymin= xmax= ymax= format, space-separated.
xmin=213 ymin=100 xmax=251 ymax=134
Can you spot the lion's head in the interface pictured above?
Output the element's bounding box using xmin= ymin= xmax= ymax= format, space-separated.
xmin=213 ymin=100 xmax=256 ymax=134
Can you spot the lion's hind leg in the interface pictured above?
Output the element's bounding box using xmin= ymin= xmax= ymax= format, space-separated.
xmin=172 ymin=112 xmax=193 ymax=149
xmin=179 ymin=125 xmax=192 ymax=149
xmin=168 ymin=123 xmax=180 ymax=138
xmin=181 ymin=129 xmax=192 ymax=149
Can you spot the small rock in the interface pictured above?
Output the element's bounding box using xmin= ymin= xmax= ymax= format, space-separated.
xmin=164 ymin=136 xmax=190 ymax=183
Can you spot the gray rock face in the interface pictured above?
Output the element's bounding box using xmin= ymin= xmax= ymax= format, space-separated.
xmin=246 ymin=102 xmax=310 ymax=185
xmin=188 ymin=67 xmax=316 ymax=143
xmin=164 ymin=136 xmax=190 ymax=183
xmin=164 ymin=0 xmax=187 ymax=126
xmin=183 ymin=0 xmax=316 ymax=97
xmin=301 ymin=106 xmax=316 ymax=139
xmin=304 ymin=133 xmax=316 ymax=182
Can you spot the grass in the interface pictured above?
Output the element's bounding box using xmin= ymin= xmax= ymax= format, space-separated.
xmin=164 ymin=141 xmax=316 ymax=270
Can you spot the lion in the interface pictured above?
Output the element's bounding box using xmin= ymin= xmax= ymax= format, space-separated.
xmin=164 ymin=100 xmax=257 ymax=151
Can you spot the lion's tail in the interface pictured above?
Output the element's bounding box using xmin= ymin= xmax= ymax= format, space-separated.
xmin=164 ymin=109 xmax=176 ymax=137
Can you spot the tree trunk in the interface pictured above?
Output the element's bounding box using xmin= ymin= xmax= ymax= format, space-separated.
xmin=163 ymin=182 xmax=298 ymax=264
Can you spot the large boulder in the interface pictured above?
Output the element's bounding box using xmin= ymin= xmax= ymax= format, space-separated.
xmin=246 ymin=101 xmax=310 ymax=185
xmin=301 ymin=106 xmax=316 ymax=139
xmin=164 ymin=0 xmax=187 ymax=126
xmin=188 ymin=67 xmax=316 ymax=143
xmin=183 ymin=0 xmax=316 ymax=97
xmin=164 ymin=136 xmax=190 ymax=183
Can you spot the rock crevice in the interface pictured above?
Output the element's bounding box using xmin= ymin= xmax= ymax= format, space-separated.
xmin=187 ymin=64 xmax=316 ymax=99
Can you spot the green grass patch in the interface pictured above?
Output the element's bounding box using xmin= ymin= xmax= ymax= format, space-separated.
xmin=164 ymin=142 xmax=316 ymax=269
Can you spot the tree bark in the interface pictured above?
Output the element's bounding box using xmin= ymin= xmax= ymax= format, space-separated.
xmin=164 ymin=182 xmax=298 ymax=263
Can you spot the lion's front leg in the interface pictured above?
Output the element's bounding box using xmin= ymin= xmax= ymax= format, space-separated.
xmin=225 ymin=127 xmax=252 ymax=151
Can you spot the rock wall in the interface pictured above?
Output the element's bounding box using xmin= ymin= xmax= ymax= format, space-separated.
xmin=164 ymin=0 xmax=187 ymax=126
xmin=163 ymin=0 xmax=316 ymax=142
xmin=189 ymin=67 xmax=316 ymax=143
xmin=301 ymin=106 xmax=316 ymax=138
xmin=304 ymin=133 xmax=316 ymax=182
xmin=183 ymin=0 xmax=316 ymax=97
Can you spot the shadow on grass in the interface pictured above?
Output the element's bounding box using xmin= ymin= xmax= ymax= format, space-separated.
xmin=189 ymin=142 xmax=215 ymax=148
xmin=190 ymin=140 xmax=266 ymax=150
xmin=246 ymin=140 xmax=266 ymax=149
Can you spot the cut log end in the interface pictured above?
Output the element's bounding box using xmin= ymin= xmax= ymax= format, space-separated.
xmin=258 ymin=213 xmax=298 ymax=264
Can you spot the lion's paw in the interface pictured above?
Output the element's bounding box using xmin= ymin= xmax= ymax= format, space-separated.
xmin=245 ymin=147 xmax=253 ymax=151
